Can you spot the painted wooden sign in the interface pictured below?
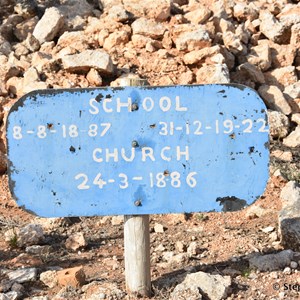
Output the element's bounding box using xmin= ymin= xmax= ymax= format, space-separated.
xmin=6 ymin=84 xmax=269 ymax=217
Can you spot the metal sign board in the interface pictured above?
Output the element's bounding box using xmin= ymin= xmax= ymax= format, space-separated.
xmin=6 ymin=84 xmax=269 ymax=217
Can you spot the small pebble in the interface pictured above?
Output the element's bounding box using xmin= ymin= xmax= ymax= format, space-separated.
xmin=290 ymin=261 xmax=298 ymax=269
xmin=283 ymin=267 xmax=292 ymax=274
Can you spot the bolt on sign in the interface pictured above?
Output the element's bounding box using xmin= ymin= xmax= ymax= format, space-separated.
xmin=6 ymin=84 xmax=269 ymax=217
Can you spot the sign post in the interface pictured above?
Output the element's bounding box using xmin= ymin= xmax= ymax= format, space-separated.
xmin=6 ymin=84 xmax=269 ymax=296
xmin=122 ymin=78 xmax=151 ymax=297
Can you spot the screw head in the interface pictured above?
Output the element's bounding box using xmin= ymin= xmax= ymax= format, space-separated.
xmin=134 ymin=200 xmax=142 ymax=206
xmin=132 ymin=140 xmax=139 ymax=148
xmin=131 ymin=103 xmax=139 ymax=111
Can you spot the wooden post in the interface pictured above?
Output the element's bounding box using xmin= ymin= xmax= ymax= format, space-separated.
xmin=122 ymin=77 xmax=151 ymax=297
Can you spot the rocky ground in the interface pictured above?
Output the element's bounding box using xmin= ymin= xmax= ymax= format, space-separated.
xmin=0 ymin=0 xmax=300 ymax=299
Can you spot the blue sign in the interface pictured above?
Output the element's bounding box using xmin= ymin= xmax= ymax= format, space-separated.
xmin=6 ymin=84 xmax=269 ymax=217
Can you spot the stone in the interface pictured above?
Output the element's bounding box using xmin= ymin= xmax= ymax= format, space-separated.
xmin=57 ymin=31 xmax=90 ymax=51
xmin=265 ymin=66 xmax=298 ymax=91
xmin=271 ymin=150 xmax=293 ymax=162
xmin=26 ymin=245 xmax=52 ymax=255
xmin=56 ymin=266 xmax=86 ymax=288
xmin=259 ymin=10 xmax=289 ymax=44
xmin=222 ymin=31 xmax=244 ymax=54
xmin=291 ymin=23 xmax=300 ymax=45
xmin=279 ymin=181 xmax=300 ymax=250
xmin=270 ymin=43 xmax=297 ymax=69
xmin=284 ymin=82 xmax=300 ymax=100
xmin=258 ymin=85 xmax=292 ymax=115
xmin=40 ymin=270 xmax=58 ymax=288
xmin=65 ymin=232 xmax=87 ymax=251
xmin=0 ymin=279 xmax=13 ymax=293
xmin=11 ymin=282 xmax=25 ymax=295
xmin=170 ymin=271 xmax=231 ymax=300
xmin=183 ymin=45 xmax=222 ymax=65
xmin=154 ymin=223 xmax=165 ymax=233
xmin=247 ymin=41 xmax=271 ymax=71
xmin=187 ymin=242 xmax=201 ymax=257
xmin=249 ymin=250 xmax=294 ymax=271
xmin=131 ymin=18 xmax=166 ymax=39
xmin=185 ymin=7 xmax=212 ymax=25
xmin=233 ymin=2 xmax=258 ymax=21
xmin=0 ymin=0 xmax=15 ymax=20
xmin=283 ymin=126 xmax=300 ymax=147
xmin=278 ymin=6 xmax=300 ymax=28
xmin=86 ymin=68 xmax=102 ymax=87
xmin=261 ymin=226 xmax=275 ymax=233
xmin=82 ymin=281 xmax=126 ymax=300
xmin=0 ymin=79 xmax=7 ymax=96
xmin=175 ymin=27 xmax=211 ymax=51
xmin=196 ymin=64 xmax=230 ymax=84
xmin=245 ymin=205 xmax=269 ymax=219
xmin=9 ymin=253 xmax=43 ymax=267
xmin=103 ymin=30 xmax=130 ymax=50
xmin=56 ymin=0 xmax=94 ymax=30
xmin=111 ymin=215 xmax=123 ymax=226
xmin=237 ymin=62 xmax=265 ymax=84
xmin=61 ymin=49 xmax=114 ymax=74
xmin=33 ymin=7 xmax=65 ymax=44
xmin=292 ymin=114 xmax=300 ymax=126
xmin=290 ymin=261 xmax=298 ymax=269
xmin=123 ymin=0 xmax=171 ymax=22
xmin=280 ymin=181 xmax=300 ymax=205
xmin=12 ymin=224 xmax=44 ymax=248
xmin=3 ymin=291 xmax=19 ymax=300
xmin=178 ymin=71 xmax=194 ymax=85
xmin=6 ymin=76 xmax=23 ymax=97
xmin=0 ymin=36 xmax=11 ymax=56
xmin=170 ymin=286 xmax=202 ymax=300
xmin=7 ymin=268 xmax=37 ymax=283
xmin=107 ymin=5 xmax=131 ymax=23
xmin=14 ymin=16 xmax=39 ymax=41
xmin=176 ymin=241 xmax=186 ymax=253
xmin=14 ymin=0 xmax=37 ymax=18
xmin=268 ymin=110 xmax=290 ymax=139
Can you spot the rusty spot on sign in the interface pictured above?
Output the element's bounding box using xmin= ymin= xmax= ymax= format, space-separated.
xmin=229 ymin=133 xmax=236 ymax=139
xmin=150 ymin=124 xmax=156 ymax=128
xmin=47 ymin=123 xmax=53 ymax=129
xmin=163 ymin=170 xmax=170 ymax=176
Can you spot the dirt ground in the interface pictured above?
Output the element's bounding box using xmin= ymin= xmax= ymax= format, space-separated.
xmin=0 ymin=162 xmax=299 ymax=299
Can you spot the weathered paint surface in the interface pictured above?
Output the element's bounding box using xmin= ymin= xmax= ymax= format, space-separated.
xmin=6 ymin=84 xmax=269 ymax=217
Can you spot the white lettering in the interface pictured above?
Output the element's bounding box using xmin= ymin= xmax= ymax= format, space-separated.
xmin=142 ymin=97 xmax=154 ymax=112
xmin=159 ymin=96 xmax=172 ymax=112
xmin=176 ymin=146 xmax=189 ymax=161
xmin=117 ymin=97 xmax=132 ymax=112
xmin=142 ymin=147 xmax=155 ymax=162
xmin=89 ymin=98 xmax=99 ymax=115
xmin=161 ymin=146 xmax=171 ymax=161
xmin=93 ymin=148 xmax=103 ymax=162
xmin=121 ymin=148 xmax=135 ymax=162
xmin=105 ymin=148 xmax=118 ymax=162
xmin=103 ymin=98 xmax=113 ymax=113
xmin=92 ymin=146 xmax=190 ymax=163
xmin=175 ymin=96 xmax=188 ymax=111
